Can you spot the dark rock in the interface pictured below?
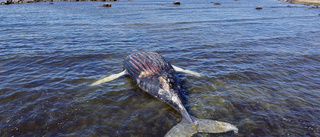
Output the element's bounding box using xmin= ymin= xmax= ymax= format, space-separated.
xmin=0 ymin=0 xmax=8 ymax=4
xmin=309 ymin=6 xmax=319 ymax=9
xmin=0 ymin=0 xmax=47 ymax=4
xmin=214 ymin=3 xmax=221 ymax=5
xmin=0 ymin=0 xmax=118 ymax=4
xmin=288 ymin=5 xmax=297 ymax=7
xmin=173 ymin=1 xmax=180 ymax=5
xmin=256 ymin=6 xmax=263 ymax=9
xmin=101 ymin=3 xmax=111 ymax=7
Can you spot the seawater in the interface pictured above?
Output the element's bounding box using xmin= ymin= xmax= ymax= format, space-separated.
xmin=0 ymin=0 xmax=319 ymax=136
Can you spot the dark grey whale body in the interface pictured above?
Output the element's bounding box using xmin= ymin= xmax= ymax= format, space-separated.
xmin=92 ymin=51 xmax=238 ymax=137
xmin=123 ymin=51 xmax=193 ymax=123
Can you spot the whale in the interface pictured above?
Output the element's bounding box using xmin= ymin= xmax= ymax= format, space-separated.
xmin=91 ymin=51 xmax=238 ymax=136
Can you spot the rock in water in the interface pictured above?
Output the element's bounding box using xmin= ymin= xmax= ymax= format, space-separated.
xmin=256 ymin=6 xmax=263 ymax=9
xmin=173 ymin=1 xmax=180 ymax=5
xmin=0 ymin=0 xmax=47 ymax=4
xmin=102 ymin=3 xmax=111 ymax=7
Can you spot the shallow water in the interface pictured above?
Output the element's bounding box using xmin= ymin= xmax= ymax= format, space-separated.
xmin=0 ymin=0 xmax=320 ymax=136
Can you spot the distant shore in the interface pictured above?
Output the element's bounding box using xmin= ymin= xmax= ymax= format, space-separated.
xmin=0 ymin=0 xmax=116 ymax=5
xmin=283 ymin=0 xmax=320 ymax=5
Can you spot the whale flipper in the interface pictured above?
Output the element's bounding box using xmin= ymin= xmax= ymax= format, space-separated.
xmin=91 ymin=70 xmax=127 ymax=86
xmin=165 ymin=116 xmax=238 ymax=137
xmin=172 ymin=65 xmax=202 ymax=77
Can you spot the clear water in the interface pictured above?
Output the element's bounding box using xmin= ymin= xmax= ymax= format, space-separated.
xmin=0 ymin=0 xmax=320 ymax=136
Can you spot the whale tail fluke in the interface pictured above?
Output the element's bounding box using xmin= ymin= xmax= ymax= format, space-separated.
xmin=165 ymin=116 xmax=238 ymax=137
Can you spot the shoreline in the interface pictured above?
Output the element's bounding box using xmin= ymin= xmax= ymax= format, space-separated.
xmin=282 ymin=0 xmax=320 ymax=5
xmin=0 ymin=0 xmax=115 ymax=5
xmin=1 ymin=0 xmax=320 ymax=5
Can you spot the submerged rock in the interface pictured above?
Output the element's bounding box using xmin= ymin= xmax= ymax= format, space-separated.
xmin=214 ymin=2 xmax=221 ymax=5
xmin=309 ymin=5 xmax=319 ymax=9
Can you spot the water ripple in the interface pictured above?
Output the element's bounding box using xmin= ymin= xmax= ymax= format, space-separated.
xmin=1 ymin=0 xmax=320 ymax=136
